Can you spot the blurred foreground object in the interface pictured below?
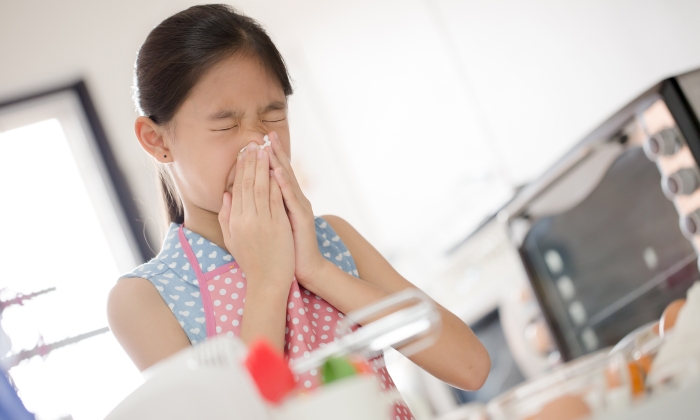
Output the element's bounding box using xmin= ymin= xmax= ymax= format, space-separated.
xmin=648 ymin=282 xmax=700 ymax=391
xmin=0 ymin=287 xmax=109 ymax=371
xmin=0 ymin=367 xmax=34 ymax=420
xmin=106 ymin=288 xmax=440 ymax=420
xmin=483 ymin=282 xmax=700 ymax=420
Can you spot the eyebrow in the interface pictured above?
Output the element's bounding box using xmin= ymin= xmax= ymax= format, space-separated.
xmin=206 ymin=101 xmax=287 ymax=121
xmin=206 ymin=109 xmax=242 ymax=121
xmin=261 ymin=101 xmax=287 ymax=113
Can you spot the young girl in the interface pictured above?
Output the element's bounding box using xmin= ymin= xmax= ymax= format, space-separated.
xmin=108 ymin=4 xmax=490 ymax=418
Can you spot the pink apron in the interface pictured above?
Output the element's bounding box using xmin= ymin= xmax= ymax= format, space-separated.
xmin=178 ymin=226 xmax=415 ymax=419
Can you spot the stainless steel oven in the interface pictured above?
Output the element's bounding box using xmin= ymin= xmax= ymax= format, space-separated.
xmin=425 ymin=69 xmax=700 ymax=418
xmin=498 ymin=68 xmax=700 ymax=362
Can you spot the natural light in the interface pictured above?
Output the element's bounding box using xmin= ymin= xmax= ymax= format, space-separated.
xmin=0 ymin=119 xmax=142 ymax=420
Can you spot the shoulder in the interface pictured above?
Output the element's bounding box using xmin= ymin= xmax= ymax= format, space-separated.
xmin=315 ymin=215 xmax=358 ymax=275
xmin=316 ymin=214 xmax=353 ymax=237
xmin=107 ymin=276 xmax=191 ymax=371
xmin=317 ymin=214 xmax=365 ymax=251
xmin=107 ymin=276 xmax=166 ymax=350
xmin=108 ymin=258 xmax=177 ymax=338
xmin=118 ymin=258 xmax=169 ymax=281
xmin=316 ymin=214 xmax=344 ymax=228
xmin=117 ymin=258 xmax=187 ymax=298
xmin=107 ymin=277 xmax=165 ymax=325
xmin=318 ymin=214 xmax=415 ymax=293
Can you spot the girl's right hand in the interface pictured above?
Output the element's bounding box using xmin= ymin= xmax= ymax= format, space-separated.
xmin=218 ymin=142 xmax=295 ymax=292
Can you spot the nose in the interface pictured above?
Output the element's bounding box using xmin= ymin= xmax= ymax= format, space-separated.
xmin=239 ymin=136 xmax=268 ymax=154
xmin=245 ymin=123 xmax=269 ymax=146
xmin=240 ymin=138 xmax=265 ymax=153
xmin=239 ymin=121 xmax=269 ymax=153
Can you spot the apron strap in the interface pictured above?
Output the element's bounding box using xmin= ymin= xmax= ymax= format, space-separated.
xmin=178 ymin=225 xmax=217 ymax=338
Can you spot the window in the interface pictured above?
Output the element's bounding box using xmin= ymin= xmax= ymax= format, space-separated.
xmin=0 ymin=82 xmax=148 ymax=419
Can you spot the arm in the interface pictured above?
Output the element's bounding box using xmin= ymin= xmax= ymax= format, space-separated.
xmin=239 ymin=282 xmax=289 ymax=353
xmin=303 ymin=215 xmax=491 ymax=391
xmin=262 ymin=134 xmax=490 ymax=388
xmin=107 ymin=277 xmax=191 ymax=372
xmin=218 ymin=143 xmax=296 ymax=354
xmin=108 ymin=275 xmax=288 ymax=369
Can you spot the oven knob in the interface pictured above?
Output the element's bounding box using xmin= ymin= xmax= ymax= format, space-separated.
xmin=643 ymin=127 xmax=681 ymax=160
xmin=661 ymin=168 xmax=700 ymax=198
xmin=681 ymin=209 xmax=700 ymax=238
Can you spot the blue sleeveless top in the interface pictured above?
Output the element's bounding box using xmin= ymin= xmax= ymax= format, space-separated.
xmin=118 ymin=216 xmax=359 ymax=344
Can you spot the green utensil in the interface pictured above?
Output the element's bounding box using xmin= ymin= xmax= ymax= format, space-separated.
xmin=320 ymin=356 xmax=358 ymax=385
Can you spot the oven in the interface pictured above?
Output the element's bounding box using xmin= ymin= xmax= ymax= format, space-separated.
xmin=425 ymin=68 xmax=700 ymax=418
xmin=499 ymin=68 xmax=700 ymax=362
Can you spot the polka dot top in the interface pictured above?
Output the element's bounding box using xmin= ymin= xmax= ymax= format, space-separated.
xmin=118 ymin=216 xmax=359 ymax=345
xmin=119 ymin=216 xmax=415 ymax=419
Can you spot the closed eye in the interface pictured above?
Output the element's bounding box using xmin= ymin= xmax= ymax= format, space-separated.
xmin=263 ymin=118 xmax=286 ymax=123
xmin=213 ymin=125 xmax=238 ymax=131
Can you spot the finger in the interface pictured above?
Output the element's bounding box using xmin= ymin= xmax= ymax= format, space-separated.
xmin=230 ymin=152 xmax=245 ymax=215
xmin=218 ymin=191 xmax=232 ymax=233
xmin=268 ymin=146 xmax=304 ymax=208
xmin=273 ymin=166 xmax=305 ymax=217
xmin=266 ymin=143 xmax=287 ymax=176
xmin=268 ymin=131 xmax=301 ymax=190
xmin=267 ymin=140 xmax=312 ymax=212
xmin=254 ymin=147 xmax=271 ymax=218
xmin=269 ymin=169 xmax=286 ymax=221
xmin=241 ymin=142 xmax=259 ymax=214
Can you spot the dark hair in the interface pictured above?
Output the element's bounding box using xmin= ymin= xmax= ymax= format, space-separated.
xmin=133 ymin=4 xmax=293 ymax=227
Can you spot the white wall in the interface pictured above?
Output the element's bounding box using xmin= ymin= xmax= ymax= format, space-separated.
xmin=433 ymin=0 xmax=700 ymax=183
xmin=2 ymin=0 xmax=700 ymax=275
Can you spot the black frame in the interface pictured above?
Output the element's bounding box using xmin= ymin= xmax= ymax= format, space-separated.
xmin=662 ymin=77 xmax=700 ymax=166
xmin=0 ymin=80 xmax=154 ymax=262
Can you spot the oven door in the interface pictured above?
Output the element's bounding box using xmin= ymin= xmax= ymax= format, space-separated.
xmin=518 ymin=145 xmax=698 ymax=360
xmin=509 ymin=69 xmax=700 ymax=361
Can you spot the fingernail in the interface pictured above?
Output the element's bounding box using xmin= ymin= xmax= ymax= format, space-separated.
xmin=257 ymin=148 xmax=264 ymax=158
xmin=247 ymin=142 xmax=257 ymax=152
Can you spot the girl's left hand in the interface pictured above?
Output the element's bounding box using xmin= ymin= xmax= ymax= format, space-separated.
xmin=265 ymin=131 xmax=327 ymax=286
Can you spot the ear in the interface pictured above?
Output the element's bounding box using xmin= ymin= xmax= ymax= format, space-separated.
xmin=134 ymin=116 xmax=172 ymax=163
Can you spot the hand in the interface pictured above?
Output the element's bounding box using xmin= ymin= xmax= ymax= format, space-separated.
xmin=218 ymin=141 xmax=295 ymax=292
xmin=265 ymin=131 xmax=327 ymax=287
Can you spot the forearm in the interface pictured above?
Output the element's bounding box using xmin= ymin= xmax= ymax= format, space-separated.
xmin=240 ymin=282 xmax=290 ymax=354
xmin=408 ymin=307 xmax=491 ymax=390
xmin=301 ymin=260 xmax=390 ymax=317
xmin=303 ymin=260 xmax=490 ymax=390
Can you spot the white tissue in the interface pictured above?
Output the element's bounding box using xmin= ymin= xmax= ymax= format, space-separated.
xmin=238 ymin=135 xmax=271 ymax=156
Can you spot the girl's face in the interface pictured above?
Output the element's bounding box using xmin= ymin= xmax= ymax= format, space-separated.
xmin=165 ymin=54 xmax=290 ymax=216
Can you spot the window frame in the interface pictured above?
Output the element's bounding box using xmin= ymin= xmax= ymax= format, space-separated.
xmin=0 ymin=80 xmax=153 ymax=265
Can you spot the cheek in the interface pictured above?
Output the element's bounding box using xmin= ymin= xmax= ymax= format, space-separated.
xmin=173 ymin=149 xmax=236 ymax=210
xmin=201 ymin=155 xmax=236 ymax=198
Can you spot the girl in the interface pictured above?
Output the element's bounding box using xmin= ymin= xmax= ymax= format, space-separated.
xmin=107 ymin=4 xmax=490 ymax=419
